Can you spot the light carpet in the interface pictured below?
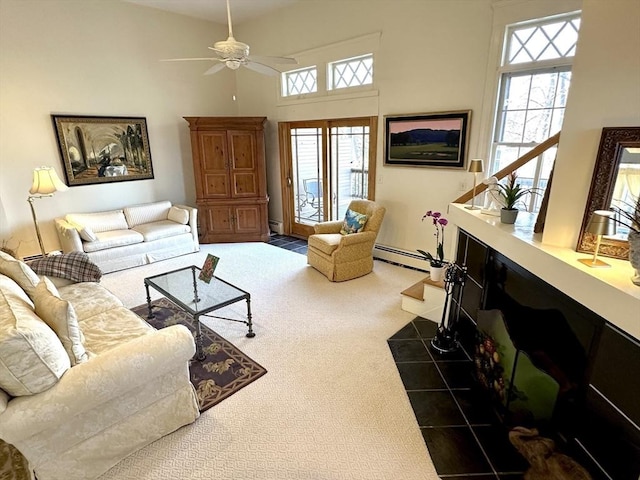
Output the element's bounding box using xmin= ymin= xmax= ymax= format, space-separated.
xmin=98 ymin=242 xmax=440 ymax=480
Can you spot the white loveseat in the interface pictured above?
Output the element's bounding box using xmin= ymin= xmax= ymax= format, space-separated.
xmin=0 ymin=251 xmax=200 ymax=480
xmin=55 ymin=200 xmax=199 ymax=274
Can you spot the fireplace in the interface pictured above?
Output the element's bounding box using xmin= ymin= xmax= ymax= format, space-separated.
xmin=451 ymin=229 xmax=640 ymax=480
xmin=474 ymin=308 xmax=562 ymax=425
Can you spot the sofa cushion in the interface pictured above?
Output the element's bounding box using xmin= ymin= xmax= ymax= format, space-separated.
xmin=168 ymin=206 xmax=189 ymax=225
xmin=132 ymin=220 xmax=191 ymax=242
xmin=27 ymin=251 xmax=102 ymax=283
xmin=80 ymin=306 xmax=153 ymax=354
xmin=0 ymin=251 xmax=40 ymax=299
xmin=308 ymin=234 xmax=342 ymax=256
xmin=124 ymin=201 xmax=172 ymax=228
xmin=58 ymin=281 xmax=124 ymax=321
xmin=33 ymin=279 xmax=88 ymax=366
xmin=83 ymin=230 xmax=144 ymax=253
xmin=66 ymin=210 xmax=128 ymax=234
xmin=0 ymin=285 xmax=70 ymax=396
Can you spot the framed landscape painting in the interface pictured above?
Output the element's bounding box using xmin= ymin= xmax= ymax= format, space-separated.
xmin=52 ymin=115 xmax=154 ymax=186
xmin=384 ymin=110 xmax=471 ymax=168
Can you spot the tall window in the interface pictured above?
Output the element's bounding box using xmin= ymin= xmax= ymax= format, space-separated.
xmin=490 ymin=12 xmax=580 ymax=211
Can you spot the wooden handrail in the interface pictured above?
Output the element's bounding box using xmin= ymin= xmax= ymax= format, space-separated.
xmin=453 ymin=131 xmax=561 ymax=204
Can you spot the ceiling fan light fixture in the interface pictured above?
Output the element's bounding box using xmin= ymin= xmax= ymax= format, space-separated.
xmin=161 ymin=0 xmax=297 ymax=77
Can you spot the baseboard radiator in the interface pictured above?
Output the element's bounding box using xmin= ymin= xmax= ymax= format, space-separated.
xmin=268 ymin=220 xmax=284 ymax=235
xmin=374 ymin=244 xmax=428 ymax=272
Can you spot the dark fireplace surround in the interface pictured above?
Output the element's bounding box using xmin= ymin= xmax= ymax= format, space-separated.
xmin=451 ymin=230 xmax=640 ymax=480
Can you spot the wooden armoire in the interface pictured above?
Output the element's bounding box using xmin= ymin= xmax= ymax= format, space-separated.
xmin=184 ymin=116 xmax=270 ymax=243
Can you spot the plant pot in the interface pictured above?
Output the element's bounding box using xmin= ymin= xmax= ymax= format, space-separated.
xmin=500 ymin=208 xmax=519 ymax=225
xmin=628 ymin=230 xmax=640 ymax=286
xmin=429 ymin=265 xmax=445 ymax=282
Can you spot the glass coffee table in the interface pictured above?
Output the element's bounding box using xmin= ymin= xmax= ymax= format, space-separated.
xmin=144 ymin=265 xmax=254 ymax=361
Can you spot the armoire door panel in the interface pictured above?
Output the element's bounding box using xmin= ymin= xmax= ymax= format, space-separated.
xmin=229 ymin=131 xmax=256 ymax=170
xmin=203 ymin=173 xmax=229 ymax=198
xmin=204 ymin=206 xmax=233 ymax=234
xmin=200 ymin=133 xmax=227 ymax=170
xmin=232 ymin=172 xmax=258 ymax=197
xmin=234 ymin=206 xmax=261 ymax=234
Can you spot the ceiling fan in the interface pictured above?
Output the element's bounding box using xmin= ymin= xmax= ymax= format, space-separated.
xmin=162 ymin=0 xmax=297 ymax=76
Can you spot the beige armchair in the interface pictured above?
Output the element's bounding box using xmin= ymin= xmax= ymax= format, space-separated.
xmin=307 ymin=199 xmax=386 ymax=282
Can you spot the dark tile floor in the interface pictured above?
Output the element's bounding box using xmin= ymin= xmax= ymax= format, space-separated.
xmin=388 ymin=318 xmax=528 ymax=479
xmin=267 ymin=233 xmax=308 ymax=255
xmin=269 ymin=234 xmax=528 ymax=478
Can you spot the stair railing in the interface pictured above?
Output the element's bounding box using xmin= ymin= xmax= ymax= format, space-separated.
xmin=453 ymin=132 xmax=561 ymax=205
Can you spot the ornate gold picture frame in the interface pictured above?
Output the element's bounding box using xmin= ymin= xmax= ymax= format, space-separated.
xmin=52 ymin=115 xmax=154 ymax=187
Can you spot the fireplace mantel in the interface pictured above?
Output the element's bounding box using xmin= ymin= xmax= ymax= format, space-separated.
xmin=448 ymin=203 xmax=640 ymax=340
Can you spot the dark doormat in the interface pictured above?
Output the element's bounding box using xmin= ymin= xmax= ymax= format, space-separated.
xmin=132 ymin=298 xmax=267 ymax=413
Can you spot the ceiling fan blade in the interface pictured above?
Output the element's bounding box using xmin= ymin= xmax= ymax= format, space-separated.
xmin=161 ymin=57 xmax=218 ymax=62
xmin=243 ymin=61 xmax=281 ymax=76
xmin=250 ymin=55 xmax=298 ymax=65
xmin=204 ymin=63 xmax=227 ymax=75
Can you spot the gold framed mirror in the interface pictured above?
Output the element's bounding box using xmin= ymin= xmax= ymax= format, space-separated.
xmin=577 ymin=126 xmax=640 ymax=259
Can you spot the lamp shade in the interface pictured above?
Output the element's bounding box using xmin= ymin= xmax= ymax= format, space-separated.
xmin=586 ymin=210 xmax=617 ymax=236
xmin=29 ymin=167 xmax=68 ymax=195
xmin=468 ymin=158 xmax=484 ymax=173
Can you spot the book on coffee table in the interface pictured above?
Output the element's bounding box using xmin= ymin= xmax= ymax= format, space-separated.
xmin=198 ymin=254 xmax=219 ymax=284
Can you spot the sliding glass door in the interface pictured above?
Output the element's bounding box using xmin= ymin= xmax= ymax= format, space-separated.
xmin=279 ymin=117 xmax=377 ymax=237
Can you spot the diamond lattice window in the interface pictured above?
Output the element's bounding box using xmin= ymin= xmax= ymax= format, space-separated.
xmin=488 ymin=12 xmax=581 ymax=213
xmin=506 ymin=14 xmax=580 ymax=65
xmin=282 ymin=67 xmax=317 ymax=97
xmin=328 ymin=54 xmax=373 ymax=90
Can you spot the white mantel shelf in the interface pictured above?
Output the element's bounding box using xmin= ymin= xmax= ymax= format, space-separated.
xmin=448 ymin=203 xmax=640 ymax=341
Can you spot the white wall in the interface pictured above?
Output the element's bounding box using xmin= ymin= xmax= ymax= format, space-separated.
xmin=543 ymin=0 xmax=640 ymax=247
xmin=235 ymin=0 xmax=494 ymax=266
xmin=0 ymin=0 xmax=236 ymax=257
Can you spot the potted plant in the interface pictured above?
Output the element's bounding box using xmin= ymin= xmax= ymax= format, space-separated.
xmin=495 ymin=172 xmax=537 ymax=224
xmin=417 ymin=210 xmax=448 ymax=281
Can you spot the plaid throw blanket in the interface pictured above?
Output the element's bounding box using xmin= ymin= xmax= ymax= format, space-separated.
xmin=27 ymin=251 xmax=102 ymax=283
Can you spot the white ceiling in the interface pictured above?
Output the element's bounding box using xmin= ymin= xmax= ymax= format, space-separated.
xmin=123 ymin=0 xmax=300 ymax=25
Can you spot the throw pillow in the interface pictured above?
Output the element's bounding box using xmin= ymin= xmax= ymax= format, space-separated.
xmin=33 ymin=278 xmax=88 ymax=366
xmin=168 ymin=206 xmax=189 ymax=225
xmin=0 ymin=287 xmax=70 ymax=396
xmin=340 ymin=209 xmax=368 ymax=235
xmin=69 ymin=221 xmax=97 ymax=242
xmin=27 ymin=251 xmax=102 ymax=283
xmin=0 ymin=251 xmax=40 ymax=298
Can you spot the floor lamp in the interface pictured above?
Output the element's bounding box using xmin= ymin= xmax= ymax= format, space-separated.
xmin=465 ymin=158 xmax=484 ymax=210
xmin=578 ymin=210 xmax=616 ymax=268
xmin=28 ymin=166 xmax=68 ymax=257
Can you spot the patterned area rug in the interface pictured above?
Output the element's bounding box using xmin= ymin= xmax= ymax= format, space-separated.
xmin=132 ymin=298 xmax=267 ymax=413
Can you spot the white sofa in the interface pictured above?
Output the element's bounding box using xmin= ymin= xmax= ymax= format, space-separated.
xmin=0 ymin=251 xmax=200 ymax=480
xmin=55 ymin=200 xmax=199 ymax=274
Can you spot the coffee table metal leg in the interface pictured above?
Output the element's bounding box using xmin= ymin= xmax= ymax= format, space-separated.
xmin=246 ymin=297 xmax=255 ymax=338
xmin=194 ymin=314 xmax=206 ymax=361
xmin=145 ymin=283 xmax=154 ymax=319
